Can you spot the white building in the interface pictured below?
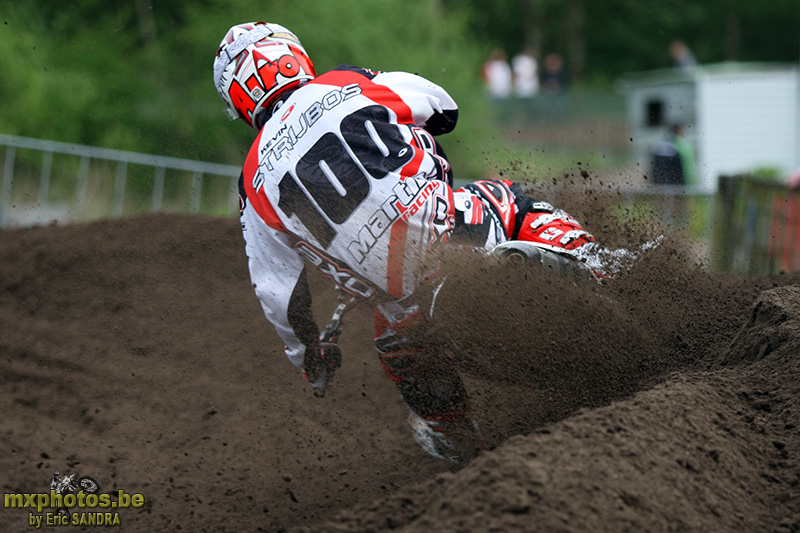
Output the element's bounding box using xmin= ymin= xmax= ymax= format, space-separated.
xmin=620 ymin=62 xmax=799 ymax=193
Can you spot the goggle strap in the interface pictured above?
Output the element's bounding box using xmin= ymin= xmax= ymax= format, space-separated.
xmin=213 ymin=25 xmax=274 ymax=87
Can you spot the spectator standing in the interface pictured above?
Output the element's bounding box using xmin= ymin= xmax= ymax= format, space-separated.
xmin=540 ymin=53 xmax=567 ymax=95
xmin=671 ymin=124 xmax=698 ymax=186
xmin=511 ymin=48 xmax=539 ymax=124
xmin=669 ymin=40 xmax=698 ymax=69
xmin=482 ymin=48 xmax=513 ymax=100
xmin=481 ymin=48 xmax=513 ymax=123
xmin=540 ymin=53 xmax=568 ymax=119
xmin=512 ymin=48 xmax=539 ymax=99
xmin=651 ymin=124 xmax=697 ymax=186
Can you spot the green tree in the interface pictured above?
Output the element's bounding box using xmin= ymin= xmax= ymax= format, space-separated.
xmin=451 ymin=0 xmax=800 ymax=86
xmin=2 ymin=0 xmax=798 ymax=180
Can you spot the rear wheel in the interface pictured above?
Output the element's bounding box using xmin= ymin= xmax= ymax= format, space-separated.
xmin=492 ymin=240 xmax=595 ymax=284
xmin=78 ymin=477 xmax=99 ymax=494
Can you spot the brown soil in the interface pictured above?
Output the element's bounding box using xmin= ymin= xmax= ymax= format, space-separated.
xmin=2 ymin=212 xmax=799 ymax=532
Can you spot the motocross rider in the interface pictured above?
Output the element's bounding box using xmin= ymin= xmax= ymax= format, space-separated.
xmin=212 ymin=21 xmax=597 ymax=464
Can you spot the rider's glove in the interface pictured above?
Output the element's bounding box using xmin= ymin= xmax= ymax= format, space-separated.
xmin=302 ymin=337 xmax=342 ymax=398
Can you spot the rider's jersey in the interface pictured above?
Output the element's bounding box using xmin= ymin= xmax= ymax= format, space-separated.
xmin=240 ymin=65 xmax=459 ymax=367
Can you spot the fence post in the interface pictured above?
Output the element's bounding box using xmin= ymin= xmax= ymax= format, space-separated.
xmin=190 ymin=171 xmax=202 ymax=213
xmin=38 ymin=151 xmax=53 ymax=207
xmin=151 ymin=166 xmax=165 ymax=212
xmin=0 ymin=146 xmax=15 ymax=228
xmin=73 ymin=156 xmax=91 ymax=223
xmin=112 ymin=161 xmax=128 ymax=218
xmin=712 ymin=175 xmax=735 ymax=272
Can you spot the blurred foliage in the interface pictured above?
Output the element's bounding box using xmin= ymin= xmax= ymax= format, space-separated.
xmin=453 ymin=0 xmax=800 ymax=85
xmin=750 ymin=167 xmax=786 ymax=183
xmin=1 ymin=0 xmax=798 ymax=183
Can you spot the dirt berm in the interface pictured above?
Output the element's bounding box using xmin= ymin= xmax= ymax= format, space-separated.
xmin=2 ymin=213 xmax=799 ymax=532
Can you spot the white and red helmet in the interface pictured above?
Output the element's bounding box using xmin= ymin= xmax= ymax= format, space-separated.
xmin=213 ymin=21 xmax=316 ymax=130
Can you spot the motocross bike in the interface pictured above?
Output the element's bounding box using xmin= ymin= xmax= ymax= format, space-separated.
xmin=309 ymin=233 xmax=662 ymax=397
xmin=50 ymin=472 xmax=100 ymax=518
xmin=308 ymin=177 xmax=663 ymax=397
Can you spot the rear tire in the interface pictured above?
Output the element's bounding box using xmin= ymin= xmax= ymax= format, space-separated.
xmin=493 ymin=240 xmax=595 ymax=284
xmin=78 ymin=477 xmax=99 ymax=494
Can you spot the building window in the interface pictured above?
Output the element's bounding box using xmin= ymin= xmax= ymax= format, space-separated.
xmin=646 ymin=100 xmax=663 ymax=127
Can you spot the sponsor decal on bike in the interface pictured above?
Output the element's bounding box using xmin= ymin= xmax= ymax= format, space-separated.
xmin=3 ymin=471 xmax=145 ymax=529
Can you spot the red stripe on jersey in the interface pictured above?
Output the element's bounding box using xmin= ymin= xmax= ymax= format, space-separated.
xmin=309 ymin=69 xmax=415 ymax=124
xmin=243 ymin=129 xmax=287 ymax=232
xmin=387 ymin=218 xmax=409 ymax=298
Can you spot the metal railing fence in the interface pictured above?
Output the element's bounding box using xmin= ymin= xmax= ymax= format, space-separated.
xmin=0 ymin=134 xmax=241 ymax=228
xmin=6 ymin=135 xmax=793 ymax=279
